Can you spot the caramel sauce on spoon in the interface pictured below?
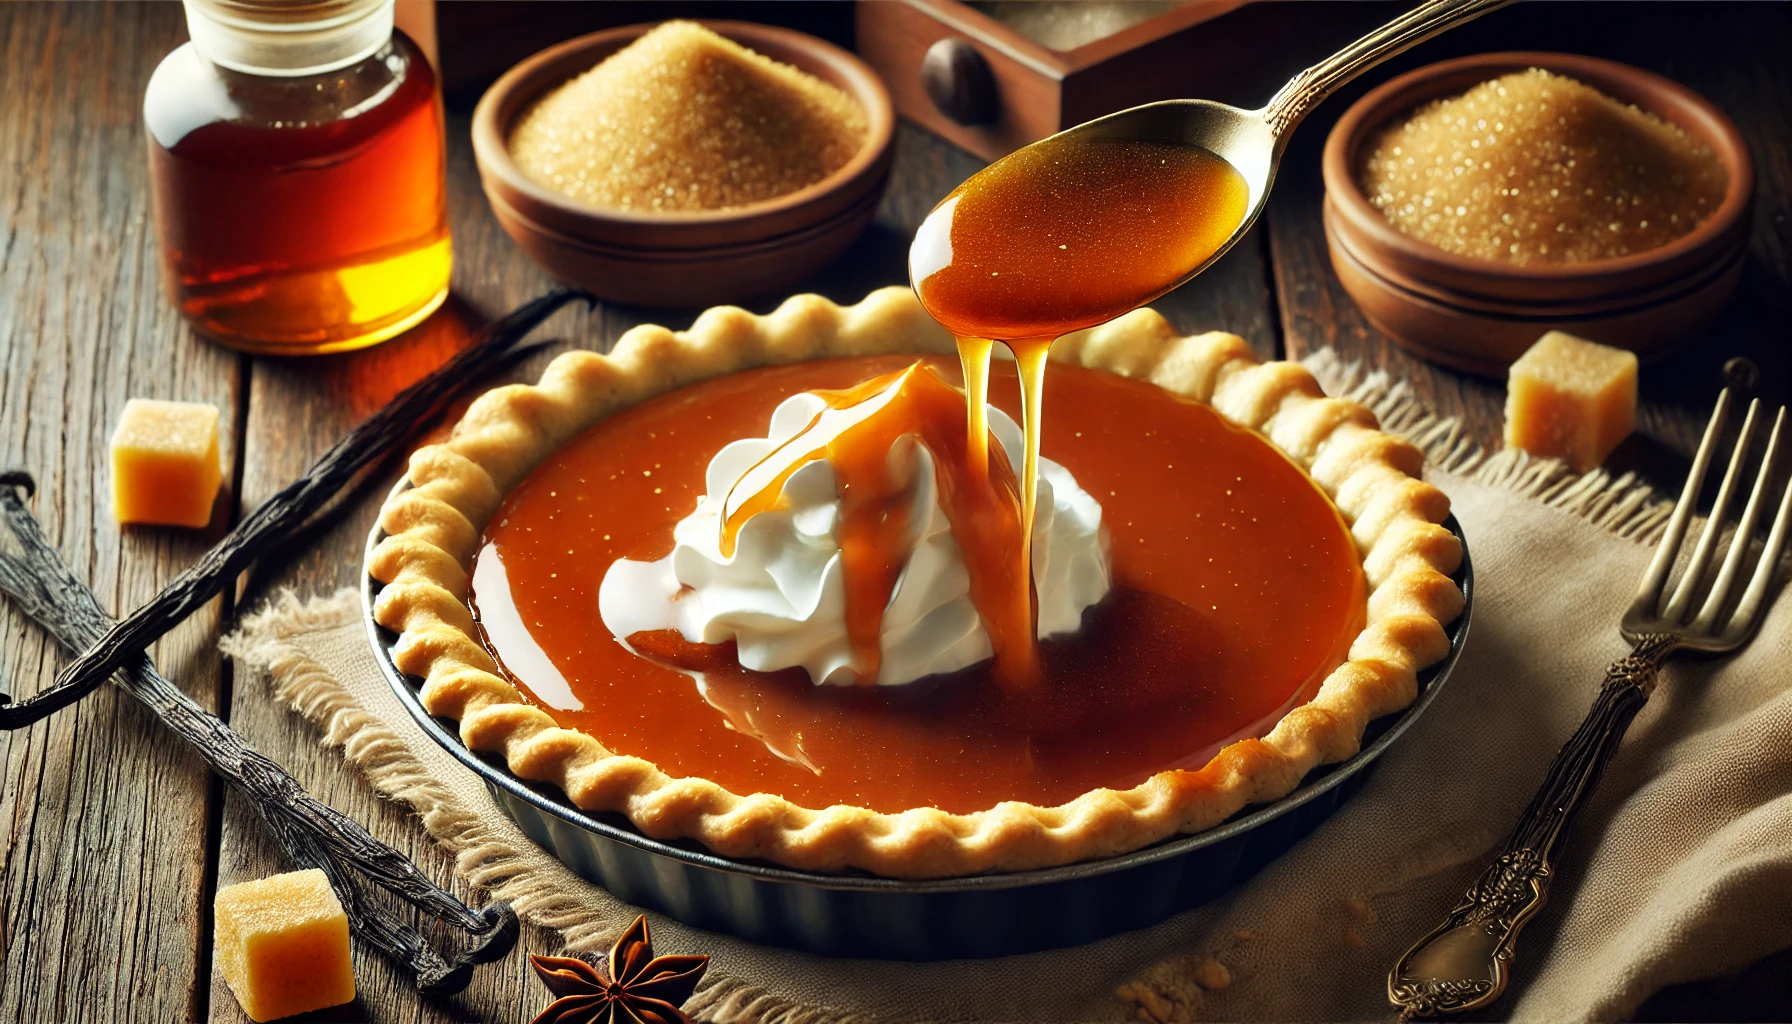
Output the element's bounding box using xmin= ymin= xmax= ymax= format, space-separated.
xmin=911 ymin=134 xmax=1251 ymax=342
xmin=909 ymin=134 xmax=1251 ymax=679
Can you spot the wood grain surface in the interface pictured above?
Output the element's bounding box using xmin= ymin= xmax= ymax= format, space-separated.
xmin=0 ymin=6 xmax=239 ymax=1023
xmin=0 ymin=3 xmax=1786 ymax=1022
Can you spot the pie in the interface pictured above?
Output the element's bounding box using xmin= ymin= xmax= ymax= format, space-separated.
xmin=368 ymin=286 xmax=1462 ymax=879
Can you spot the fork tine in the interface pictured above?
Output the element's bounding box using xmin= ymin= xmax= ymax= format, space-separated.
xmin=1632 ymin=388 xmax=1732 ymax=618
xmin=1664 ymin=398 xmax=1761 ymax=622
xmin=1695 ymin=405 xmax=1786 ymax=631
xmin=1727 ymin=408 xmax=1792 ymax=641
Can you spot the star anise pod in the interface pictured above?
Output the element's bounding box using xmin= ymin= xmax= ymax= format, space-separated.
xmin=530 ymin=915 xmax=709 ymax=1024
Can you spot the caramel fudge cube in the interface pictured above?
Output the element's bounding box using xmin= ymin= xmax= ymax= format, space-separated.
xmin=214 ymin=869 xmax=356 ymax=1022
xmin=1504 ymin=331 xmax=1638 ymax=472
xmin=110 ymin=398 xmax=221 ymax=527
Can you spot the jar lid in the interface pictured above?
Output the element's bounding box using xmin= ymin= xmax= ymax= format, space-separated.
xmin=184 ymin=0 xmax=395 ymax=76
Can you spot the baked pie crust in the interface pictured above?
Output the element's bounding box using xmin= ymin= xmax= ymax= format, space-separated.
xmin=368 ymin=287 xmax=1462 ymax=879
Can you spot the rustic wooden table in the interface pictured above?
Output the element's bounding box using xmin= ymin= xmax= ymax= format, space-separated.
xmin=2 ymin=3 xmax=1787 ymax=1021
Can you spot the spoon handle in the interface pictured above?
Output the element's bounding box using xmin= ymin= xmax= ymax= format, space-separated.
xmin=1263 ymin=0 xmax=1513 ymax=137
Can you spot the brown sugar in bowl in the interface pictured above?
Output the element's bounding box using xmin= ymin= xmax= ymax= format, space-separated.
xmin=1322 ymin=52 xmax=1753 ymax=376
xmin=472 ymin=21 xmax=895 ymax=308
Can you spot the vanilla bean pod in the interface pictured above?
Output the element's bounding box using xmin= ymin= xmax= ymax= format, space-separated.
xmin=0 ymin=475 xmax=517 ymax=994
xmin=0 ymin=288 xmax=593 ymax=728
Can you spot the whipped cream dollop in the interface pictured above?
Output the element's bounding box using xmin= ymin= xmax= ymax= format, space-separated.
xmin=599 ymin=374 xmax=1111 ymax=687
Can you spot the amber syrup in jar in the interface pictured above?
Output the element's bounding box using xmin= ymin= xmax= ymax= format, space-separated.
xmin=146 ymin=5 xmax=448 ymax=354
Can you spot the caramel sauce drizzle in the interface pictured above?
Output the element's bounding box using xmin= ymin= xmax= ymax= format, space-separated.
xmin=722 ymin=137 xmax=1250 ymax=689
xmin=718 ymin=363 xmax=1037 ymax=686
xmin=913 ymin=135 xmax=1251 ymax=684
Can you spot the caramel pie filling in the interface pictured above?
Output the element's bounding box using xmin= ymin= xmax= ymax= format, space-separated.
xmin=470 ymin=356 xmax=1365 ymax=814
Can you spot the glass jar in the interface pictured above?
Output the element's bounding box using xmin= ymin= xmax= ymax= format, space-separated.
xmin=146 ymin=0 xmax=449 ymax=355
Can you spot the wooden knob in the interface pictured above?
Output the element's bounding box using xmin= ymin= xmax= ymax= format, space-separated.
xmin=921 ymin=38 xmax=997 ymax=126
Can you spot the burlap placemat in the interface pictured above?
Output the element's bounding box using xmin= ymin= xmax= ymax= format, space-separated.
xmin=222 ymin=352 xmax=1792 ymax=1023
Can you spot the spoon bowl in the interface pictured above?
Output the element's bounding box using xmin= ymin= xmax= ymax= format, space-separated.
xmin=1066 ymin=98 xmax=1281 ymax=295
xmin=909 ymin=0 xmax=1513 ymax=335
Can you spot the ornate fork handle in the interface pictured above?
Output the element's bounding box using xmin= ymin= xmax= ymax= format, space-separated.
xmin=1388 ymin=633 xmax=1678 ymax=1018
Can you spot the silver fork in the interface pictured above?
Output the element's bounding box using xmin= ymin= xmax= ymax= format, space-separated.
xmin=1389 ymin=376 xmax=1792 ymax=1019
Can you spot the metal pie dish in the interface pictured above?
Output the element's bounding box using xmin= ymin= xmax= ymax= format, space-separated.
xmin=363 ymin=477 xmax=1473 ymax=960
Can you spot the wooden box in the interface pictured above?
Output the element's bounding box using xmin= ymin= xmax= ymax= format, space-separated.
xmin=855 ymin=0 xmax=1374 ymax=161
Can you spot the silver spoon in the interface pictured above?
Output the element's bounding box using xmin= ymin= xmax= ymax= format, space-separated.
xmin=911 ymin=0 xmax=1513 ymax=333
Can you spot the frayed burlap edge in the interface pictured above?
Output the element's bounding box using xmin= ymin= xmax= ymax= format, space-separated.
xmin=220 ymin=591 xmax=844 ymax=1024
xmin=1304 ymin=350 xmax=1672 ymax=543
xmin=221 ymin=348 xmax=1671 ymax=1024
xmin=1112 ymin=350 xmax=1672 ymax=1021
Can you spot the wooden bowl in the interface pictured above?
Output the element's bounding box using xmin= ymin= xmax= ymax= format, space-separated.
xmin=1322 ymin=51 xmax=1754 ymax=376
xmin=472 ymin=21 xmax=895 ymax=308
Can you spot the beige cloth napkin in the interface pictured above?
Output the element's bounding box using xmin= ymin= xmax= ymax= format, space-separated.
xmin=222 ymin=355 xmax=1792 ymax=1023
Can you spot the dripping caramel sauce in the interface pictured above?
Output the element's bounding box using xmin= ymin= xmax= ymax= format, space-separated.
xmin=911 ymin=135 xmax=1251 ymax=680
xmin=717 ymin=364 xmax=1036 ymax=686
xmin=707 ymin=138 xmax=1250 ymax=694
xmin=471 ymin=358 xmax=1365 ymax=814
